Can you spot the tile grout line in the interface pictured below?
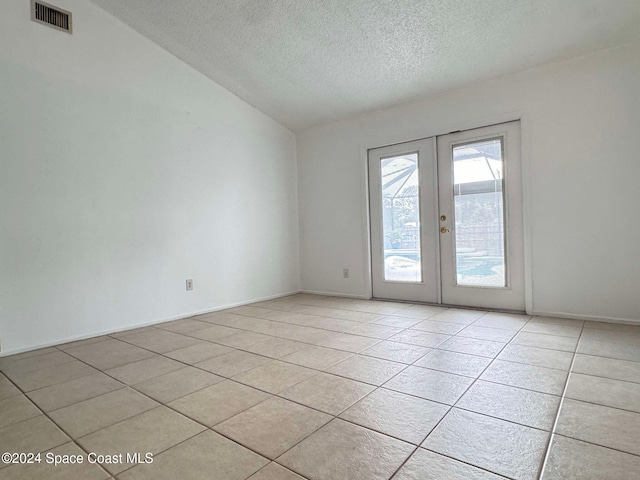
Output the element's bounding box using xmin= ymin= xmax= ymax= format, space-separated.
xmin=237 ymin=302 xmax=454 ymax=477
xmin=44 ymin=347 xmax=224 ymax=471
xmin=540 ymin=432 xmax=640 ymax=459
xmin=4 ymin=361 xmax=570 ymax=454
xmin=3 ymin=297 xmax=638 ymax=478
xmin=107 ymin=322 xmax=399 ymax=389
xmin=255 ymin=461 xmax=311 ymax=480
xmin=208 ymin=321 xmax=431 ymax=472
xmin=562 ymin=370 xmax=640 ymax=387
xmin=105 ymin=304 xmax=481 ymax=394
xmin=225 ymin=304 xmax=401 ymax=326
xmin=230 ymin=305 xmax=525 ymax=336
xmin=121 ymin=310 xmax=480 ymax=389
xmin=0 ymin=372 xmax=113 ymax=478
xmin=385 ymin=310 xmax=530 ymax=479
xmin=208 ymin=305 xmax=640 ymax=474
xmin=161 ymin=316 xmax=388 ymax=356
xmin=48 ymin=304 xmax=471 ymax=477
xmin=295 ymin=312 xmax=485 ymax=474
xmin=536 ymin=319 xmax=586 ymax=479
xmin=53 ymin=328 xmax=421 ymax=477
xmin=51 ymin=343 xmax=289 ymax=477
xmin=7 ymin=337 xmax=637 ymax=476
xmin=1 ymin=304 xmax=527 ymax=479
xmin=232 ymin=305 xmax=485 ymax=330
xmin=428 ymin=312 xmax=537 ymax=470
xmin=103 ymin=294 xmax=413 ymax=347
xmin=111 ymin=302 xmax=586 ymax=374
xmin=228 ymin=307 xmax=388 ymax=329
xmin=4 ymin=305 xmax=629 ymax=406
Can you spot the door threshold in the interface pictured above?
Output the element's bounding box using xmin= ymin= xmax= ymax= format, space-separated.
xmin=371 ymin=297 xmax=525 ymax=315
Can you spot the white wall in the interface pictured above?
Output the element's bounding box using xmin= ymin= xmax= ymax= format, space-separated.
xmin=0 ymin=0 xmax=299 ymax=354
xmin=298 ymin=41 xmax=640 ymax=323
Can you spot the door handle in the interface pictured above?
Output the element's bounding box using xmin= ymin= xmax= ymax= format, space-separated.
xmin=440 ymin=227 xmax=449 ymax=234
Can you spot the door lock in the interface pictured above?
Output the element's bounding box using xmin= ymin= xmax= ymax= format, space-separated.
xmin=440 ymin=227 xmax=449 ymax=234
xmin=440 ymin=215 xmax=447 ymax=221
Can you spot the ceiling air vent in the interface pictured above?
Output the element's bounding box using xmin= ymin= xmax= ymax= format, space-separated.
xmin=31 ymin=0 xmax=72 ymax=34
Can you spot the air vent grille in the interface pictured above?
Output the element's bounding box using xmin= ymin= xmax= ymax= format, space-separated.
xmin=31 ymin=1 xmax=72 ymax=33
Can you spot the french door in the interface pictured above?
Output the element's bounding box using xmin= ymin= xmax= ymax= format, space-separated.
xmin=368 ymin=121 xmax=525 ymax=311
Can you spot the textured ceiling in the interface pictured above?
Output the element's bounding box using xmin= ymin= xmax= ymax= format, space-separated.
xmin=89 ymin=0 xmax=640 ymax=131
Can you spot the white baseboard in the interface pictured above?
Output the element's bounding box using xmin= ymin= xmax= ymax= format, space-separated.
xmin=0 ymin=290 xmax=300 ymax=357
xmin=6 ymin=292 xmax=637 ymax=358
xmin=299 ymin=289 xmax=370 ymax=300
xmin=532 ymin=310 xmax=640 ymax=325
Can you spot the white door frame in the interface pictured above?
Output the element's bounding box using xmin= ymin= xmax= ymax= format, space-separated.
xmin=437 ymin=121 xmax=525 ymax=311
xmin=363 ymin=116 xmax=532 ymax=313
xmin=368 ymin=138 xmax=440 ymax=303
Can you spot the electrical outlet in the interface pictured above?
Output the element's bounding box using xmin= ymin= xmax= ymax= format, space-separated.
xmin=343 ymin=268 xmax=349 ymax=279
xmin=186 ymin=279 xmax=194 ymax=291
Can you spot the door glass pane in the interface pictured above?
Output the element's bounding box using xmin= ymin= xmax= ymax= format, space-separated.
xmin=380 ymin=153 xmax=422 ymax=282
xmin=452 ymin=139 xmax=506 ymax=287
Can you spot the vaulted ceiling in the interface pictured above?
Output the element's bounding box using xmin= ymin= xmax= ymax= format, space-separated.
xmin=90 ymin=0 xmax=640 ymax=131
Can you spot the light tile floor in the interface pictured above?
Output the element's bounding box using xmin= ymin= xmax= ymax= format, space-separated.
xmin=1 ymin=294 xmax=640 ymax=479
